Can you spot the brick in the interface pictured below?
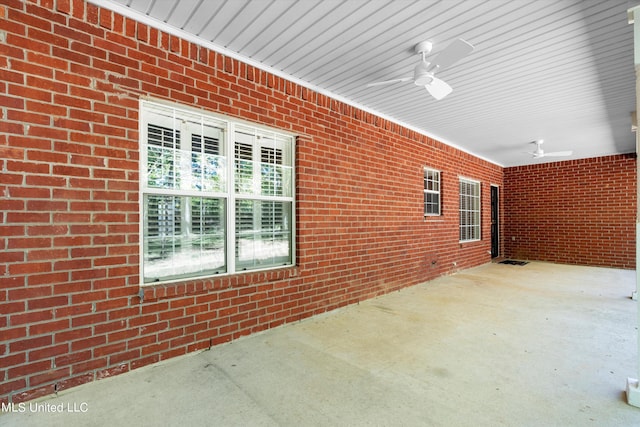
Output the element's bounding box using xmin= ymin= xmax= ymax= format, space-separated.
xmin=27 ymin=248 xmax=67 ymax=261
xmin=96 ymin=364 xmax=129 ymax=380
xmin=9 ymin=261 xmax=52 ymax=275
xmin=24 ymin=51 xmax=67 ymax=72
xmin=1 ymin=275 xmax=26 ymax=292
xmin=55 ymin=373 xmax=94 ymax=392
xmin=7 ymin=135 xmax=51 ymax=151
xmin=55 ymin=328 xmax=92 ymax=351
xmin=71 ymin=312 xmax=107 ymax=328
xmin=10 ymin=336 xmax=52 ymax=353
xmin=55 ymin=350 xmax=91 ymax=368
xmin=0 ymin=69 xmax=25 ymax=85
xmin=28 ymin=343 xmax=69 ymax=362
xmin=52 ymin=164 xmax=90 ymax=177
xmin=7 ymin=237 xmax=52 ymax=249
xmin=8 ymin=83 xmax=52 ymax=103
xmin=109 ymin=349 xmax=140 ymax=365
xmin=54 ymin=258 xmax=92 ymax=271
xmin=26 ymin=200 xmax=68 ymax=212
xmin=28 ymin=271 xmax=70 ymax=286
xmin=30 ymin=367 xmax=71 ymax=387
xmin=54 ymin=93 xmax=91 ymax=110
xmin=70 ymin=268 xmax=107 ymax=281
xmin=26 ymin=74 xmax=67 ymax=93
xmin=28 ymin=295 xmax=68 ymax=310
xmin=7 ymin=360 xmax=51 ymax=379
xmin=71 ymin=357 xmax=107 ymax=374
xmin=0 ymin=379 xmax=27 ymax=397
xmin=57 ymin=0 xmax=71 ymax=15
xmin=93 ymin=342 xmax=126 ymax=359
xmin=7 ymin=33 xmax=50 ymax=55
xmin=0 ymin=326 xmax=27 ymax=340
xmin=0 ymin=40 xmax=26 ymax=63
xmin=9 ymin=186 xmax=51 ymax=199
xmin=29 ymin=319 xmax=70 ymax=336
xmin=12 ymin=384 xmax=56 ymax=403
xmin=2 ymin=250 xmax=24 ymax=263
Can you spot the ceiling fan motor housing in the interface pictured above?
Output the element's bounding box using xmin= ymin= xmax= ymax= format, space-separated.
xmin=414 ymin=62 xmax=434 ymax=85
xmin=534 ymin=139 xmax=544 ymax=157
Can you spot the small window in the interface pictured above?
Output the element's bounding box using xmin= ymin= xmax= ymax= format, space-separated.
xmin=424 ymin=168 xmax=441 ymax=216
xmin=459 ymin=178 xmax=481 ymax=242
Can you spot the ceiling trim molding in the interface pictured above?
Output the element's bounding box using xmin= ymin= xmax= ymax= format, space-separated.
xmin=88 ymin=0 xmax=501 ymax=167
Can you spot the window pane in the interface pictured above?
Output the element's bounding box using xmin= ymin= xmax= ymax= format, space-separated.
xmin=424 ymin=169 xmax=440 ymax=192
xmin=147 ymin=124 xmax=180 ymax=189
xmin=144 ymin=195 xmax=226 ymax=283
xmin=235 ymin=140 xmax=254 ymax=194
xmin=261 ymin=163 xmax=293 ymax=197
xmin=191 ymin=126 xmax=226 ymax=192
xmin=424 ymin=193 xmax=440 ymax=215
xmin=146 ymin=121 xmax=227 ymax=193
xmin=261 ymin=146 xmax=282 ymax=196
xmin=235 ymin=200 xmax=292 ymax=270
xmin=235 ymin=129 xmax=293 ymax=196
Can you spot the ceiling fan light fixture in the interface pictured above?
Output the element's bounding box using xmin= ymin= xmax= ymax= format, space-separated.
xmin=425 ymin=77 xmax=453 ymax=100
xmin=415 ymin=73 xmax=434 ymax=86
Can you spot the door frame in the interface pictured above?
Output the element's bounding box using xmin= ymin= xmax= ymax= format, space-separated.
xmin=490 ymin=185 xmax=500 ymax=258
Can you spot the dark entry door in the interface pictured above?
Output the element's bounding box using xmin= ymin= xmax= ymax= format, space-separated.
xmin=490 ymin=186 xmax=499 ymax=258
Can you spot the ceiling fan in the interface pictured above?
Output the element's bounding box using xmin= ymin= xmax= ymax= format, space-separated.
xmin=529 ymin=140 xmax=573 ymax=159
xmin=366 ymin=38 xmax=474 ymax=100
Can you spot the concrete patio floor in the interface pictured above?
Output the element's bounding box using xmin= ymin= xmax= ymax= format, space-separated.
xmin=2 ymin=261 xmax=640 ymax=426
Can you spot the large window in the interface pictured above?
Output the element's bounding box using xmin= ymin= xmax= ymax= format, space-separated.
xmin=459 ymin=178 xmax=481 ymax=242
xmin=424 ymin=168 xmax=441 ymax=216
xmin=141 ymin=100 xmax=295 ymax=284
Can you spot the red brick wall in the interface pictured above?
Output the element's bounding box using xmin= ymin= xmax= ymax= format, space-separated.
xmin=0 ymin=1 xmax=502 ymax=403
xmin=503 ymin=154 xmax=636 ymax=269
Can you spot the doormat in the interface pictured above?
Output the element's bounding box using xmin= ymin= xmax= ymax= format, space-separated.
xmin=499 ymin=259 xmax=529 ymax=266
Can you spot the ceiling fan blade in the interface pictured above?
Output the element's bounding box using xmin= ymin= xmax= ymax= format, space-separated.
xmin=543 ymin=150 xmax=573 ymax=157
xmin=425 ymin=77 xmax=452 ymax=100
xmin=366 ymin=77 xmax=412 ymax=87
xmin=432 ymin=38 xmax=474 ymax=70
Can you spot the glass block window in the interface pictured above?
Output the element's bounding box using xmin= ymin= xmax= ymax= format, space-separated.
xmin=459 ymin=178 xmax=481 ymax=242
xmin=424 ymin=168 xmax=441 ymax=216
xmin=141 ymin=100 xmax=295 ymax=284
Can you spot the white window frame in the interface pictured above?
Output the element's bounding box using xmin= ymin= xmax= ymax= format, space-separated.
xmin=423 ymin=168 xmax=441 ymax=216
xmin=459 ymin=177 xmax=481 ymax=242
xmin=139 ymin=99 xmax=296 ymax=284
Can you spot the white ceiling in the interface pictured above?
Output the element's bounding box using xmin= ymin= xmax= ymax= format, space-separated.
xmin=94 ymin=0 xmax=637 ymax=167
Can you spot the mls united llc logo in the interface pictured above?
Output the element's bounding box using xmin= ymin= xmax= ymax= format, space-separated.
xmin=2 ymin=401 xmax=89 ymax=413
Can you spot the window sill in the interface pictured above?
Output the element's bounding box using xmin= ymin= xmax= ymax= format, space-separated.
xmin=459 ymin=239 xmax=482 ymax=245
xmin=138 ymin=266 xmax=299 ymax=303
